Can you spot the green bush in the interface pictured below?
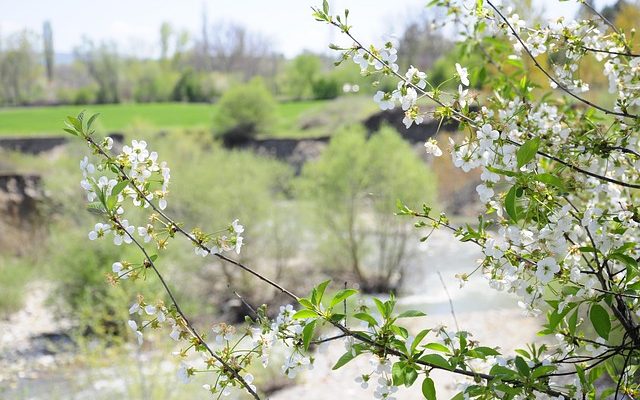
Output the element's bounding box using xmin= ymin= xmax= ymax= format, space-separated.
xmin=152 ymin=134 xmax=297 ymax=308
xmin=171 ymin=69 xmax=209 ymax=102
xmin=297 ymin=125 xmax=437 ymax=292
xmin=131 ymin=63 xmax=176 ymax=103
xmin=212 ymin=77 xmax=277 ymax=142
xmin=282 ymin=53 xmax=322 ymax=100
xmin=0 ymin=257 xmax=34 ymax=316
xmin=311 ymin=76 xmax=339 ymax=100
xmin=74 ymin=87 xmax=97 ymax=105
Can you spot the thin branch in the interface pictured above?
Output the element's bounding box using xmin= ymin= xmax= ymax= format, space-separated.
xmin=581 ymin=46 xmax=640 ymax=58
xmin=114 ymin=218 xmax=261 ymax=400
xmin=437 ymin=271 xmax=460 ymax=331
xmin=580 ymin=0 xmax=633 ymax=54
xmin=330 ymin=24 xmax=640 ymax=190
xmin=487 ymin=0 xmax=638 ymax=119
xmin=615 ymin=345 xmax=634 ymax=399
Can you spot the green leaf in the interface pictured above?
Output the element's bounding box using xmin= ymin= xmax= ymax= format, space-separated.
xmin=516 ymin=137 xmax=540 ymax=168
xmin=534 ymin=173 xmax=565 ymax=191
xmin=490 ymin=365 xmax=518 ymax=379
xmin=391 ymin=362 xmax=405 ymax=386
xmin=298 ymin=298 xmax=314 ymax=309
xmin=63 ymin=128 xmax=78 ymax=136
xmin=608 ymin=253 xmax=637 ymax=269
xmin=568 ymin=308 xmax=579 ymax=335
xmin=302 ymin=320 xmax=316 ymax=351
xmin=531 ymin=364 xmax=556 ymax=379
xmin=330 ymin=289 xmax=357 ymax=308
xmin=589 ymin=303 xmax=611 ymax=340
xmin=411 ymin=329 xmax=430 ymax=353
xmin=396 ymin=199 xmax=413 ymax=215
xmin=422 ymin=377 xmax=436 ymax=400
xmin=311 ymin=279 xmax=331 ymax=305
xmin=373 ymin=298 xmax=389 ymax=319
xmin=66 ymin=116 xmax=82 ymax=132
xmin=424 ymin=343 xmax=451 ymax=353
xmin=87 ymin=113 xmax=100 ymax=130
xmin=293 ymin=309 xmax=318 ymax=320
xmin=353 ymin=312 xmax=378 ymax=327
xmin=486 ymin=165 xmax=519 ymax=177
xmin=106 ymin=195 xmax=118 ymax=211
xmin=514 ymin=356 xmax=530 ymax=376
xmin=419 ymin=354 xmax=453 ymax=370
xmin=328 ymin=313 xmax=345 ymax=323
xmin=111 ymin=180 xmax=130 ymax=197
xmin=469 ymin=346 xmax=500 ymax=358
xmin=391 ymin=325 xmax=409 ymax=340
xmin=404 ymin=367 xmax=419 ymax=387
xmin=86 ymin=202 xmax=106 ymax=216
xmin=332 ymin=350 xmax=358 ymax=370
xmin=505 ymin=185 xmax=519 ymax=222
xmin=397 ymin=310 xmax=426 ymax=318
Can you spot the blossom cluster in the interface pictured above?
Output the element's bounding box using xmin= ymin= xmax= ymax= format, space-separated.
xmin=315 ymin=0 xmax=640 ymax=397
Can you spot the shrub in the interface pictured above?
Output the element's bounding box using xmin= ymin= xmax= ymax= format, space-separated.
xmin=73 ymin=87 xmax=97 ymax=105
xmin=171 ymin=69 xmax=208 ymax=102
xmin=311 ymin=76 xmax=339 ymax=99
xmin=297 ymin=125 xmax=437 ymax=292
xmin=212 ymin=77 xmax=277 ymax=143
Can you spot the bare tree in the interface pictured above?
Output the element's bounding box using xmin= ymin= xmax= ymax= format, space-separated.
xmin=0 ymin=31 xmax=42 ymax=105
xmin=74 ymin=38 xmax=121 ymax=104
xmin=159 ymin=22 xmax=172 ymax=61
xmin=191 ymin=20 xmax=279 ymax=81
xmin=396 ymin=10 xmax=452 ymax=71
xmin=42 ymin=21 xmax=54 ymax=82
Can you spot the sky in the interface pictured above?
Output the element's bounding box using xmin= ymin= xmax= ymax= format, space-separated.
xmin=0 ymin=0 xmax=611 ymax=59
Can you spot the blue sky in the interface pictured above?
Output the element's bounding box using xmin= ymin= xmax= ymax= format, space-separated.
xmin=0 ymin=0 xmax=608 ymax=58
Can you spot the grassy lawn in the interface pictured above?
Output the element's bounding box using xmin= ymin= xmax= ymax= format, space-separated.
xmin=0 ymin=101 xmax=328 ymax=136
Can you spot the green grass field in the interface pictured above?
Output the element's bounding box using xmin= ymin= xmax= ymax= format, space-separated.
xmin=0 ymin=101 xmax=328 ymax=136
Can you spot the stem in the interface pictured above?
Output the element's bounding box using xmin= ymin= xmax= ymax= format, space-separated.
xmin=487 ymin=0 xmax=637 ymax=119
xmin=330 ymin=23 xmax=640 ymax=190
xmin=113 ymin=218 xmax=261 ymax=400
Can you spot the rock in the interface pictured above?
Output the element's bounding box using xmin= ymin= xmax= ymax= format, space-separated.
xmin=363 ymin=108 xmax=460 ymax=144
xmin=0 ymin=173 xmax=46 ymax=254
xmin=0 ymin=134 xmax=123 ymax=155
xmin=228 ymin=136 xmax=330 ymax=175
xmin=0 ymin=137 xmax=68 ymax=154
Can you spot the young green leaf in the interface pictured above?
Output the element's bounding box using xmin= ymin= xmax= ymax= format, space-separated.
xmin=302 ymin=320 xmax=316 ymax=351
xmin=353 ymin=312 xmax=378 ymax=327
xmin=514 ymin=356 xmax=530 ymax=376
xmin=293 ymin=309 xmax=318 ymax=320
xmin=419 ymin=354 xmax=453 ymax=370
xmin=534 ymin=173 xmax=565 ymax=191
xmin=589 ymin=303 xmax=611 ymax=340
xmin=332 ymin=350 xmax=358 ymax=370
xmin=424 ymin=343 xmax=451 ymax=353
xmin=330 ymin=289 xmax=357 ymax=308
xmin=422 ymin=377 xmax=436 ymax=400
xmin=411 ymin=329 xmax=430 ymax=353
xmin=314 ymin=279 xmax=331 ymax=305
xmin=111 ymin=180 xmax=130 ymax=198
xmin=505 ymin=185 xmax=519 ymax=222
xmin=87 ymin=113 xmax=101 ymax=130
xmin=397 ymin=310 xmax=426 ymax=318
xmin=404 ymin=367 xmax=418 ymax=387
xmin=392 ymin=362 xmax=405 ymax=386
xmin=516 ymin=137 xmax=540 ymax=168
